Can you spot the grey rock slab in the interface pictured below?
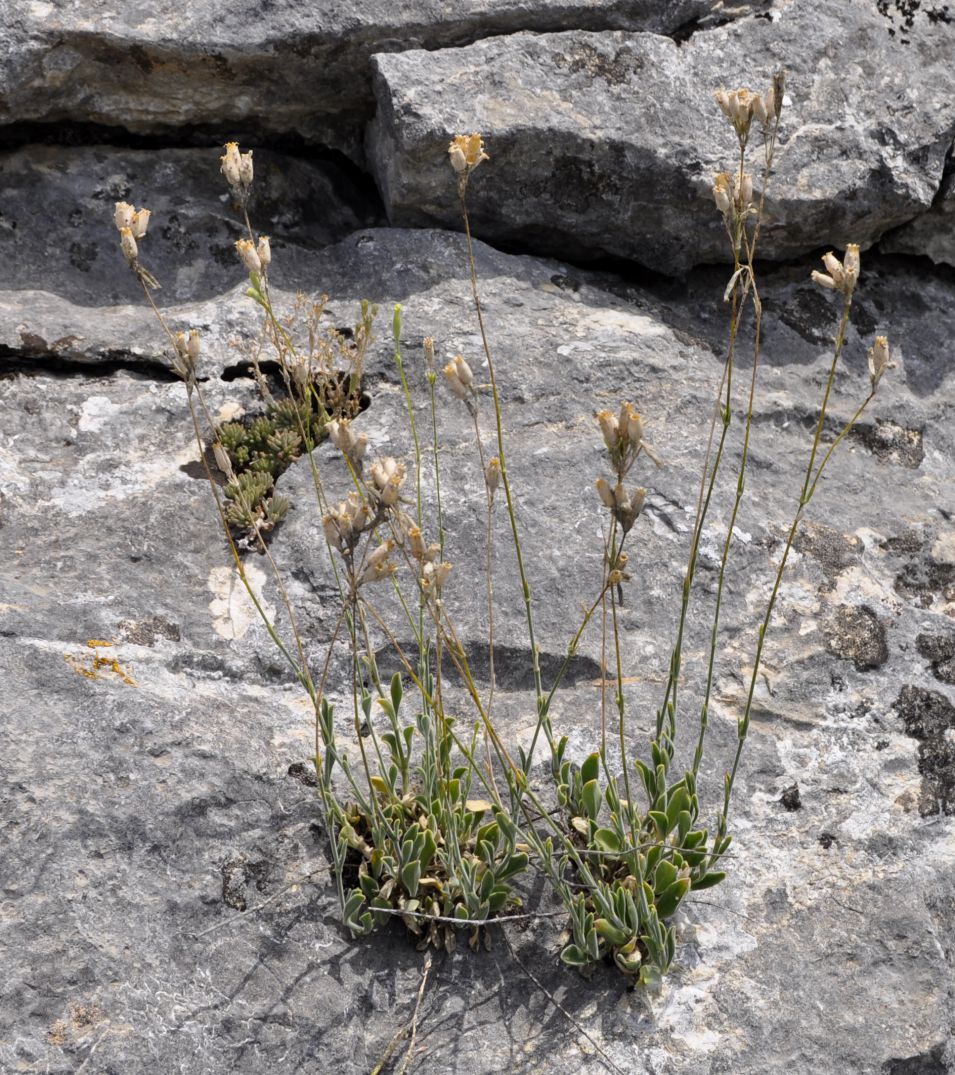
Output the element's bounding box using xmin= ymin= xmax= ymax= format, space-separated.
xmin=2 ymin=227 xmax=954 ymax=1072
xmin=1 ymin=1 xmax=750 ymax=161
xmin=881 ymin=164 xmax=955 ymax=268
xmin=368 ymin=0 xmax=955 ymax=273
xmin=0 ymin=144 xmax=381 ymax=306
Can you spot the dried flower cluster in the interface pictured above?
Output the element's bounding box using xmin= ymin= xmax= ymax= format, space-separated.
xmin=811 ymin=244 xmax=860 ymax=296
xmin=712 ymin=169 xmax=754 ymax=223
xmin=593 ymin=403 xmax=660 ymax=536
xmin=172 ymin=329 xmax=201 ymax=383
xmin=220 ymin=141 xmax=254 ymax=197
xmin=448 ymin=133 xmax=489 ymax=178
xmin=868 ymin=335 xmax=891 ymax=388
xmin=113 ymin=201 xmax=151 ymax=264
xmin=235 ymin=236 xmax=272 ymax=276
xmin=442 ymin=354 xmax=475 ymax=401
xmin=714 ymin=78 xmax=782 ymax=142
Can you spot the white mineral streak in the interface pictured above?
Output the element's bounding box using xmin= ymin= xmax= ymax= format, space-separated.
xmin=207 ymin=562 xmax=274 ymax=640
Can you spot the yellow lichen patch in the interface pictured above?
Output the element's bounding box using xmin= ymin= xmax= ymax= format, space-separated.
xmin=64 ymin=640 xmax=137 ymax=687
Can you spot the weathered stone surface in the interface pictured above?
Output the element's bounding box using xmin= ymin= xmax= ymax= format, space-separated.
xmin=2 ymin=225 xmax=954 ymax=1072
xmin=882 ymin=165 xmax=955 ymax=269
xmin=0 ymin=144 xmax=380 ymax=306
xmin=368 ymin=0 xmax=955 ymax=273
xmin=0 ymin=0 xmax=746 ymax=160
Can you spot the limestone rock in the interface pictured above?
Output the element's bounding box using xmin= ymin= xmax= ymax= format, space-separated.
xmin=2 ymin=225 xmax=953 ymax=1072
xmin=368 ymin=1 xmax=955 ymax=272
xmin=881 ymin=165 xmax=955 ymax=269
xmin=0 ymin=144 xmax=380 ymax=306
xmin=1 ymin=0 xmax=744 ymax=160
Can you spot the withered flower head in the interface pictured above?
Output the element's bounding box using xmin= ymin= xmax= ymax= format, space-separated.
xmin=448 ymin=133 xmax=489 ymax=176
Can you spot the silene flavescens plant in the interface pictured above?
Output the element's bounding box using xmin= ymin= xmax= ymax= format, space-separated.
xmin=109 ymin=77 xmax=892 ymax=989
xmin=113 ymin=140 xmax=534 ymax=957
xmin=523 ymin=77 xmax=893 ymax=983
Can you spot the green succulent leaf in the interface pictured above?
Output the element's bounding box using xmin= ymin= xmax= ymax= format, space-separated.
xmin=655 ymin=877 xmax=690 ymax=919
xmin=592 ymin=827 xmax=623 ymax=854
xmin=581 ymin=778 xmax=602 ymax=821
xmin=691 ymin=870 xmax=727 ymax=891
xmin=581 ymin=752 xmax=600 ymax=785
xmin=559 ymin=943 xmax=592 ymax=967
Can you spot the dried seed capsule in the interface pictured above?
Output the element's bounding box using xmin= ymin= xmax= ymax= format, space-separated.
xmin=221 ymin=142 xmax=243 ymax=188
xmin=235 ymin=238 xmax=262 ymax=274
xmin=132 ymin=208 xmax=151 ymax=239
xmin=485 ymin=456 xmax=501 ymax=494
xmin=120 ymin=227 xmax=138 ymax=264
xmin=114 ymin=201 xmax=135 ymax=231
xmin=868 ymin=335 xmax=890 ymax=387
xmin=595 ymin=478 xmax=616 ymax=509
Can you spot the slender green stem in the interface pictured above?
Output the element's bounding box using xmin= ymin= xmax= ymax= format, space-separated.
xmin=459 ymin=189 xmax=546 ymax=764
xmin=715 ymin=293 xmax=860 ymax=848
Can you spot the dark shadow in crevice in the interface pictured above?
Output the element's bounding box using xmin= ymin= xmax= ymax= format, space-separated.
xmin=0 ymin=119 xmax=385 ymax=219
xmin=0 ymin=343 xmax=180 ymax=382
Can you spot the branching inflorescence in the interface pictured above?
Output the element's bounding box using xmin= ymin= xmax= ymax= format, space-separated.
xmin=110 ymin=78 xmax=890 ymax=987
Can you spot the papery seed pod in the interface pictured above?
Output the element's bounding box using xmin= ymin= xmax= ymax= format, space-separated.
xmin=449 ymin=133 xmax=489 ymax=175
xmin=360 ymin=559 xmax=397 ymax=586
xmin=423 ymin=337 xmax=435 ymax=371
xmin=596 ymin=410 xmax=618 ymax=452
xmin=442 ymin=361 xmax=468 ymax=400
xmin=221 ymin=142 xmax=242 ymax=188
xmin=713 ymin=174 xmax=733 ymax=216
xmin=235 ymin=238 xmax=261 ymax=274
xmin=811 ymin=270 xmax=838 ymax=291
xmin=730 ymin=88 xmax=755 ymax=137
xmin=379 ymin=479 xmax=401 ymax=508
xmin=485 ymin=456 xmax=501 ymax=494
xmin=868 ymin=335 xmax=890 ymax=386
xmin=630 ymin=487 xmax=647 ymax=516
xmin=114 ymin=201 xmax=135 ymax=231
xmin=751 ymin=93 xmax=768 ymax=126
xmin=239 ymin=150 xmax=254 ymax=187
xmin=256 ymin=235 xmax=271 ymax=269
xmin=365 ymin=539 xmax=395 ymax=571
xmin=186 ymin=329 xmax=201 ymax=362
xmin=408 ymin=526 xmax=426 ymax=560
xmin=453 ymin=354 xmax=474 ymax=389
xmin=120 ymin=227 xmax=138 ymax=264
xmin=621 ymin=403 xmax=643 ymax=447
xmin=132 ymin=208 xmax=151 ymax=239
xmin=352 ymin=433 xmax=369 ymax=460
xmin=714 ymin=88 xmax=733 ymax=120
xmin=822 ymin=252 xmax=845 ymax=287
xmin=448 ymin=141 xmax=468 ymax=175
xmin=764 ymin=85 xmax=777 ymax=123
xmin=369 ymin=461 xmax=387 ymax=489
xmin=322 ymin=515 xmax=342 ymax=550
xmin=739 ymin=172 xmax=753 ymax=208
xmin=424 ymin=543 xmax=441 ymax=562
xmin=843 ymin=243 xmax=860 ymax=279
xmin=595 ymin=478 xmax=616 ymax=509
xmin=433 ymin=562 xmax=453 ymax=588
xmin=465 ymin=134 xmax=488 ymax=169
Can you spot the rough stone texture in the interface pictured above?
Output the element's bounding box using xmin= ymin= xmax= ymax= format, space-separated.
xmin=0 ymin=0 xmax=746 ymax=160
xmin=2 ymin=225 xmax=954 ymax=1073
xmin=3 ymin=1 xmax=955 ymax=1071
xmin=368 ymin=0 xmax=955 ymax=273
xmin=0 ymin=144 xmax=382 ymax=306
xmin=883 ymin=165 xmax=955 ymax=269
